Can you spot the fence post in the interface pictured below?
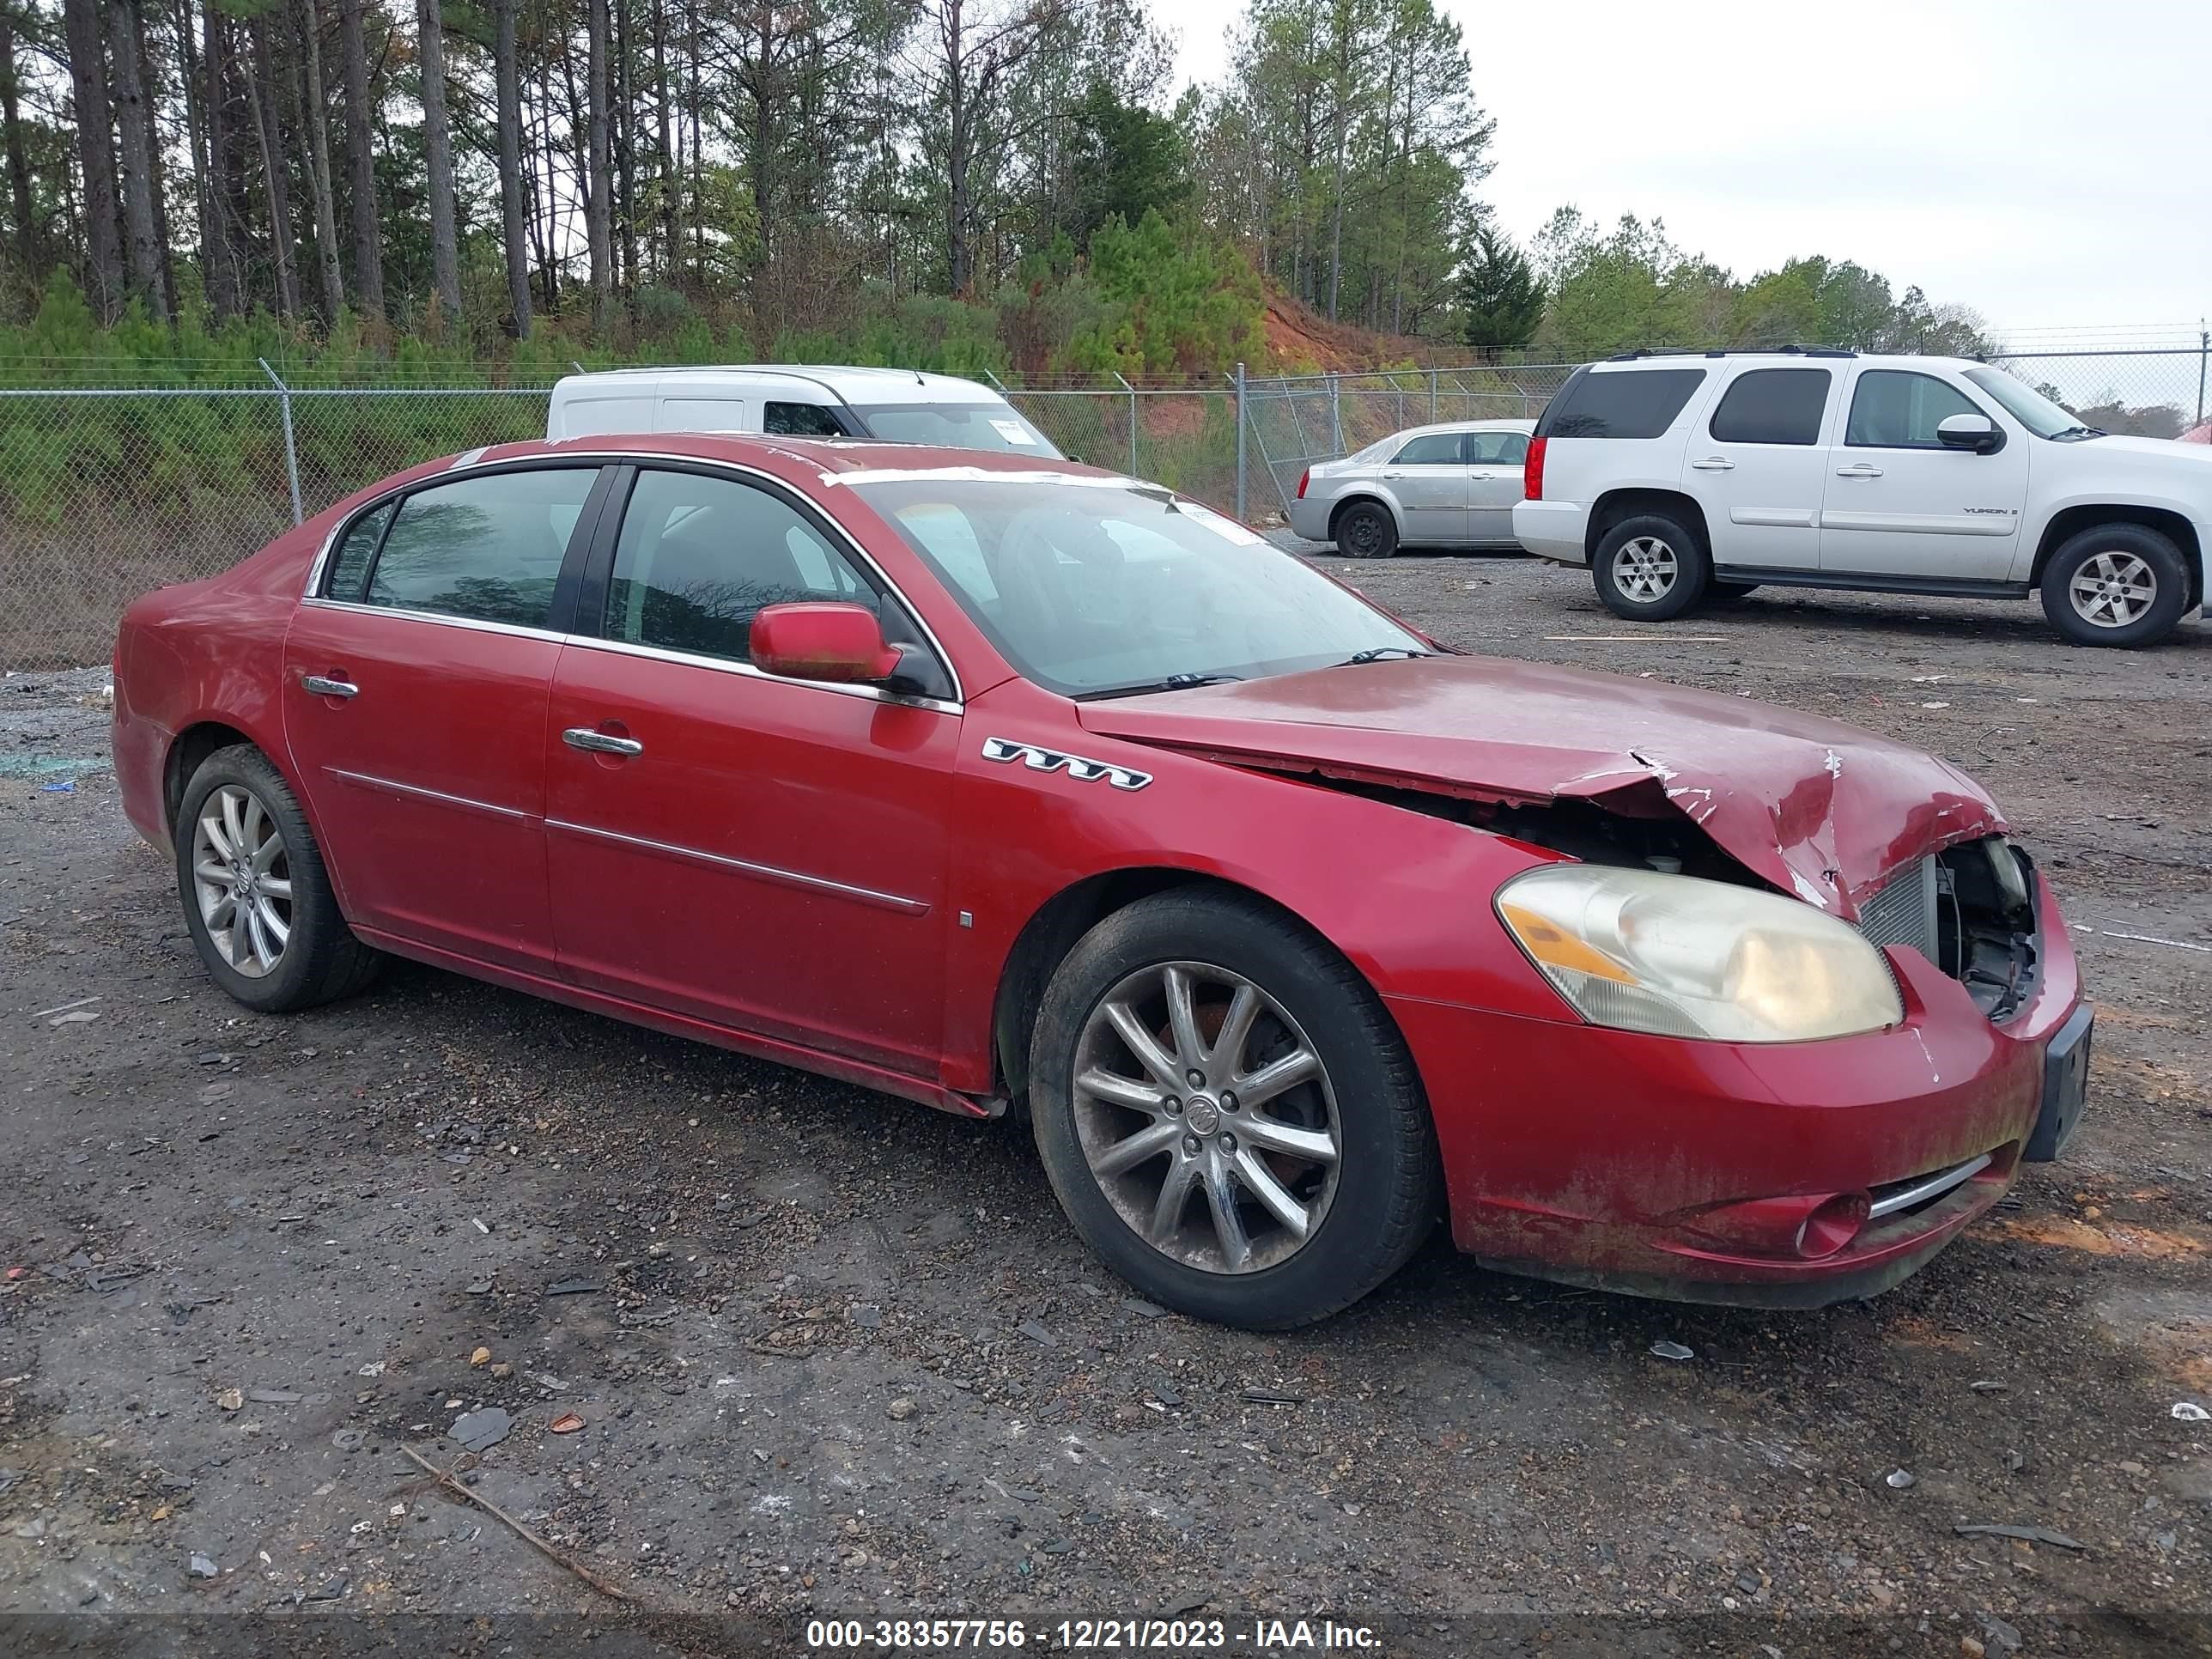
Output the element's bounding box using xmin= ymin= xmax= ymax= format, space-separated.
xmin=1112 ymin=371 xmax=1138 ymax=476
xmin=2198 ymin=327 xmax=2208 ymax=429
xmin=259 ymin=358 xmax=304 ymax=526
xmin=1329 ymin=374 xmax=1343 ymax=453
xmin=1233 ymin=362 xmax=1248 ymax=523
xmin=1429 ymin=369 xmax=1437 ymax=421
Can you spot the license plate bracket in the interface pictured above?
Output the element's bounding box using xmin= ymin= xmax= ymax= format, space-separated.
xmin=2026 ymin=1002 xmax=2093 ymax=1162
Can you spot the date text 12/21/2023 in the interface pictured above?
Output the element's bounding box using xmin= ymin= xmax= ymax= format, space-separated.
xmin=801 ymin=1617 xmax=1384 ymax=1650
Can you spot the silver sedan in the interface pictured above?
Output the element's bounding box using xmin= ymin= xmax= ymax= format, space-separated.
xmin=1286 ymin=419 xmax=1534 ymax=557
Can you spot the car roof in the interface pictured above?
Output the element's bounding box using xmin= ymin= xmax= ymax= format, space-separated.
xmin=471 ymin=430 xmax=1119 ymax=481
xmin=1377 ymin=417 xmax=1535 ymax=438
xmin=1586 ymin=351 xmax=1979 ymax=373
xmin=550 ymin=364 xmax=1008 ymax=404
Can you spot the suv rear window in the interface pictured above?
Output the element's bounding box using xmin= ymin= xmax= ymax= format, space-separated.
xmin=1537 ymin=368 xmax=1706 ymax=440
xmin=1708 ymin=368 xmax=1832 ymax=446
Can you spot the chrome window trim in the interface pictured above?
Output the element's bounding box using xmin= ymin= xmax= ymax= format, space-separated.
xmin=299 ymin=597 xmax=570 ymax=647
xmin=559 ymin=632 xmax=962 ymax=717
xmin=325 ymin=767 xmax=536 ymax=823
xmin=544 ymin=818 xmax=929 ymax=915
xmin=298 ymin=448 xmax=965 ymax=706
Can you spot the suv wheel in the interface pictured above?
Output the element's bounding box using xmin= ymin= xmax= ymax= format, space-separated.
xmin=1592 ymin=514 xmax=1709 ymax=621
xmin=2040 ymin=524 xmax=2190 ymax=647
xmin=1029 ymin=890 xmax=1438 ymax=1328
xmin=1334 ymin=501 xmax=1399 ymax=559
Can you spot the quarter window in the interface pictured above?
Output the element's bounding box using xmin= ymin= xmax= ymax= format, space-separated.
xmin=1537 ymin=368 xmax=1706 ymax=440
xmin=1845 ymin=371 xmax=1984 ymax=449
xmin=1708 ymin=368 xmax=1832 ymax=446
xmin=764 ymin=401 xmax=848 ymax=437
xmin=604 ymin=469 xmax=877 ymax=664
xmin=360 ymin=468 xmax=596 ymax=627
xmin=1392 ymin=433 xmax=1463 ymax=465
xmin=323 ymin=501 xmax=394 ymax=602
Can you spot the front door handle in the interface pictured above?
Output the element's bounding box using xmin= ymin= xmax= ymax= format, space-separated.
xmin=1690 ymin=456 xmax=1735 ymax=471
xmin=1835 ymin=464 xmax=1885 ymax=478
xmin=300 ymin=674 xmax=358 ymax=699
xmin=562 ymin=726 xmax=643 ymax=757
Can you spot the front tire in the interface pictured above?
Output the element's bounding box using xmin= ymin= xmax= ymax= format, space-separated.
xmin=2039 ymin=524 xmax=2190 ymax=647
xmin=1592 ymin=513 xmax=1709 ymax=620
xmin=1334 ymin=500 xmax=1399 ymax=560
xmin=175 ymin=744 xmax=381 ymax=1013
xmin=1029 ymin=890 xmax=1438 ymax=1329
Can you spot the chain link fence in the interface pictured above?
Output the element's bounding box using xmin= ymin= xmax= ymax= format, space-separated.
xmin=4 ymin=347 xmax=2207 ymax=670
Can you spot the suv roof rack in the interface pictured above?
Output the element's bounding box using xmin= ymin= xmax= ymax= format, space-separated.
xmin=1604 ymin=345 xmax=1858 ymax=362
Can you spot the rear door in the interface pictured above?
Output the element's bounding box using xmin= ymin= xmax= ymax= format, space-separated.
xmin=1465 ymin=427 xmax=1530 ymax=544
xmin=283 ymin=463 xmax=610 ymax=974
xmin=1379 ymin=431 xmax=1468 ymax=542
xmin=1820 ymin=368 xmax=2027 ymax=579
xmin=543 ymin=463 xmax=961 ymax=1076
xmin=1681 ymin=365 xmax=1838 ymax=572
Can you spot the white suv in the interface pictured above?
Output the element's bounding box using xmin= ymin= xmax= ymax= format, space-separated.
xmin=1512 ymin=349 xmax=2212 ymax=647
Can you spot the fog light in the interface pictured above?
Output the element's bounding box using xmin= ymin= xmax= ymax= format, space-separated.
xmin=1796 ymin=1193 xmax=1871 ymax=1260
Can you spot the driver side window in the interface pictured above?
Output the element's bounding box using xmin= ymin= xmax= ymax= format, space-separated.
xmin=604 ymin=469 xmax=877 ymax=665
xmin=1391 ymin=433 xmax=1464 ymax=465
xmin=1845 ymin=371 xmax=1983 ymax=450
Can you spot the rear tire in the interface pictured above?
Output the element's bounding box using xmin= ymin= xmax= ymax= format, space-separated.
xmin=174 ymin=744 xmax=381 ymax=1013
xmin=1334 ymin=501 xmax=1399 ymax=560
xmin=1029 ymin=890 xmax=1438 ymax=1329
xmin=1592 ymin=513 xmax=1709 ymax=621
xmin=2039 ymin=524 xmax=2189 ymax=648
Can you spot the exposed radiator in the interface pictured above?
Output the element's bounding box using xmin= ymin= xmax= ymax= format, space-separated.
xmin=1857 ymin=854 xmax=1940 ymax=963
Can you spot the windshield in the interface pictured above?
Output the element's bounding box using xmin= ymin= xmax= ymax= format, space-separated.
xmin=849 ymin=402 xmax=1065 ymax=459
xmin=850 ymin=477 xmax=1425 ymax=696
xmin=1963 ymin=368 xmax=2101 ymax=440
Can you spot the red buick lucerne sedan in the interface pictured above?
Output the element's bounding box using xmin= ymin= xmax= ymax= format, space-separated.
xmin=112 ymin=434 xmax=2093 ymax=1328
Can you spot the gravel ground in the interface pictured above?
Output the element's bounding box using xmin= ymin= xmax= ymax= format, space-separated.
xmin=3 ymin=558 xmax=2211 ymax=1656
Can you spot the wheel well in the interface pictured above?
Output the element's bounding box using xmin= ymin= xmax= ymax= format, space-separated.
xmin=163 ymin=721 xmax=254 ymax=834
xmin=2032 ymin=506 xmax=2203 ymax=606
xmin=990 ymin=869 xmax=1318 ymax=1103
xmin=1585 ymin=489 xmax=1710 ymax=561
xmin=1328 ymin=494 xmax=1395 ymax=537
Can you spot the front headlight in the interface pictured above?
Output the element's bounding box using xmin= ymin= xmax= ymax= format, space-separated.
xmin=1496 ymin=865 xmax=1904 ymax=1043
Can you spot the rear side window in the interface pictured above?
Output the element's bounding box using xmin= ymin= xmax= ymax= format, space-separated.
xmin=323 ymin=502 xmax=394 ymax=602
xmin=1846 ymin=371 xmax=1984 ymax=448
xmin=1708 ymin=368 xmax=1832 ymax=446
xmin=764 ymin=401 xmax=848 ymax=437
xmin=1468 ymin=428 xmax=1529 ymax=465
xmin=604 ymin=468 xmax=877 ymax=664
xmin=1392 ymin=433 xmax=1463 ymax=465
xmin=362 ymin=468 xmax=597 ymax=628
xmin=1538 ymin=368 xmax=1706 ymax=440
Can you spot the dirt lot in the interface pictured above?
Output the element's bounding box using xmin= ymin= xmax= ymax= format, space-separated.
xmin=3 ymin=559 xmax=2211 ymax=1656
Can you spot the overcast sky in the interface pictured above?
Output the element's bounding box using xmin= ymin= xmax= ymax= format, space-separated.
xmin=1168 ymin=0 xmax=2212 ymax=348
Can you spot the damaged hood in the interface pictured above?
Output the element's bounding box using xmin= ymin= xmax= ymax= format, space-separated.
xmin=1077 ymin=655 xmax=2005 ymax=915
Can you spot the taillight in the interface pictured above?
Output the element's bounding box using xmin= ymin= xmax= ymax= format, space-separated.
xmin=1296 ymin=468 xmax=1310 ymax=500
xmin=1523 ymin=436 xmax=1547 ymax=501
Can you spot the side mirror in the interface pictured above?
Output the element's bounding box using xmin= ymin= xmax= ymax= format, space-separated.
xmin=750 ymin=602 xmax=904 ymax=685
xmin=1936 ymin=412 xmax=2001 ymax=453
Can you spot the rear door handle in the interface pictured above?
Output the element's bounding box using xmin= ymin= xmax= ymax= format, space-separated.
xmin=300 ymin=674 xmax=358 ymax=699
xmin=1835 ymin=464 xmax=1884 ymax=478
xmin=1690 ymin=457 xmax=1735 ymax=471
xmin=562 ymin=726 xmax=643 ymax=757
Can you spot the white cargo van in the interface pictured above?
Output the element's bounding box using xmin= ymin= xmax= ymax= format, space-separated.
xmin=546 ymin=364 xmax=1062 ymax=459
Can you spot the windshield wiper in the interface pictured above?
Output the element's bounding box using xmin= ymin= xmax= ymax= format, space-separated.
xmin=1336 ymin=646 xmax=1431 ymax=665
xmin=2050 ymin=424 xmax=2106 ymax=441
xmin=1080 ymin=672 xmax=1244 ymax=700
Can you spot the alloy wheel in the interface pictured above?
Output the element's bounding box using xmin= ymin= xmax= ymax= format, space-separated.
xmin=191 ymin=783 xmax=293 ymax=978
xmin=1071 ymin=960 xmax=1341 ymax=1274
xmin=2069 ymin=551 xmax=2156 ymax=628
xmin=1612 ymin=536 xmax=1678 ymax=603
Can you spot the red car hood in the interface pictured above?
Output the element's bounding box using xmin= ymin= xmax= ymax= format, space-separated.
xmin=1076 ymin=656 xmax=2005 ymax=916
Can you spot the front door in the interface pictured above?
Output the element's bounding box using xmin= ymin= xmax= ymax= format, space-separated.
xmin=1681 ymin=365 xmax=1837 ymax=572
xmin=282 ymin=463 xmax=607 ymax=975
xmin=1820 ymin=368 xmax=2027 ymax=579
xmin=1380 ymin=431 xmax=1468 ymax=543
xmin=544 ymin=464 xmax=960 ymax=1077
